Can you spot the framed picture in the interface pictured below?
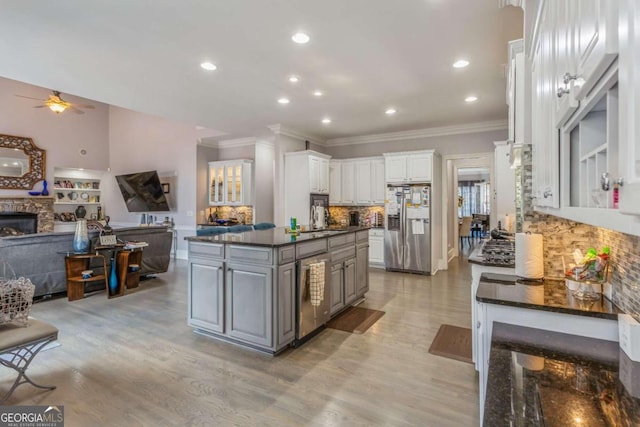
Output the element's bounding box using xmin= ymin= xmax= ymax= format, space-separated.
xmin=162 ymin=183 xmax=170 ymax=194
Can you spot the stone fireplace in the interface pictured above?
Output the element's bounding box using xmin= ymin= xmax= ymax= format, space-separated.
xmin=0 ymin=197 xmax=54 ymax=233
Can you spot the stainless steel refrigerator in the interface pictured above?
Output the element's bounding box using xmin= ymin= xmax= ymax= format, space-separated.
xmin=384 ymin=184 xmax=431 ymax=274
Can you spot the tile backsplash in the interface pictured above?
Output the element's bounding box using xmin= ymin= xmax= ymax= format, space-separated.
xmin=519 ymin=143 xmax=640 ymax=320
xmin=329 ymin=206 xmax=384 ymax=227
xmin=204 ymin=206 xmax=253 ymax=224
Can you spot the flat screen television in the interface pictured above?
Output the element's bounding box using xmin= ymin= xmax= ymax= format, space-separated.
xmin=115 ymin=170 xmax=171 ymax=212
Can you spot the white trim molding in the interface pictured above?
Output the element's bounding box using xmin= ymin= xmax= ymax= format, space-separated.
xmin=499 ymin=0 xmax=523 ymax=8
xmin=325 ymin=119 xmax=508 ymax=147
xmin=267 ymin=124 xmax=325 ymax=145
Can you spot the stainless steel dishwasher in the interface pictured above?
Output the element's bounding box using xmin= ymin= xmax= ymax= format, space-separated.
xmin=296 ymin=254 xmax=331 ymax=341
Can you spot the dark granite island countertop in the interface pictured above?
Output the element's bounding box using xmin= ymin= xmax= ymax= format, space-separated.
xmin=477 ymin=273 xmax=623 ymax=320
xmin=185 ymin=226 xmax=370 ymax=248
xmin=484 ymin=322 xmax=640 ymax=426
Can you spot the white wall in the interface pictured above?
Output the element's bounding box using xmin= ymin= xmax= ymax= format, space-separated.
xmin=0 ymin=77 xmax=109 ymax=196
xmin=106 ymin=106 xmax=199 ymax=258
xmin=196 ymin=144 xmax=217 ymax=223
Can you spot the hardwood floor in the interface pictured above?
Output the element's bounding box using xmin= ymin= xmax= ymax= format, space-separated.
xmin=2 ymin=253 xmax=480 ymax=426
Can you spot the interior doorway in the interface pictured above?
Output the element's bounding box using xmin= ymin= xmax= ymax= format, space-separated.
xmin=442 ymin=153 xmax=494 ymax=263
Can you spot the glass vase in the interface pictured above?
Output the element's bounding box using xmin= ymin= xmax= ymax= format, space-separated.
xmin=108 ymin=257 xmax=118 ymax=296
xmin=72 ymin=219 xmax=89 ymax=253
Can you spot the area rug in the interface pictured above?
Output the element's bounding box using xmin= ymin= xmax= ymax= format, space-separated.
xmin=428 ymin=324 xmax=473 ymax=364
xmin=326 ymin=306 xmax=385 ymax=334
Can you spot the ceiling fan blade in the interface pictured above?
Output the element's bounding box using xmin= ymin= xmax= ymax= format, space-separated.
xmin=33 ymin=105 xmax=48 ymax=108
xmin=68 ymin=106 xmax=85 ymax=114
xmin=14 ymin=94 xmax=46 ymax=101
xmin=73 ymin=104 xmax=95 ymax=109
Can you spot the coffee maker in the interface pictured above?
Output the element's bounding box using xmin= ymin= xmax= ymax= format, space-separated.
xmin=349 ymin=211 xmax=360 ymax=226
xmin=310 ymin=193 xmax=329 ymax=230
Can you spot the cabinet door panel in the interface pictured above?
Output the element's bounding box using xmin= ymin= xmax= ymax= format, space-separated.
xmin=385 ymin=156 xmax=406 ymax=183
xmin=356 ymin=244 xmax=369 ymax=295
xmin=341 ymin=162 xmax=355 ymax=204
xmin=226 ymin=263 xmax=273 ymax=347
xmin=330 ymin=261 xmax=344 ymax=315
xmin=344 ymin=258 xmax=357 ymax=304
xmin=309 ymin=157 xmax=320 ymax=193
xmin=369 ymin=236 xmax=384 ymax=265
xmin=188 ymin=260 xmax=224 ymax=333
xmin=371 ymin=159 xmax=386 ymax=204
xmin=277 ymin=263 xmax=296 ymax=347
xmin=329 ymin=161 xmax=341 ymax=204
xmin=407 ymin=154 xmax=432 ymax=182
xmin=572 ymin=0 xmax=618 ymax=100
xmin=554 ymin=0 xmax=580 ymax=127
xmin=319 ymin=158 xmax=330 ymax=193
xmin=355 ymin=161 xmax=372 ymax=204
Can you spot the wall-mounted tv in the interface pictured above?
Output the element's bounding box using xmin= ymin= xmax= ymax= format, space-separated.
xmin=115 ymin=170 xmax=171 ymax=212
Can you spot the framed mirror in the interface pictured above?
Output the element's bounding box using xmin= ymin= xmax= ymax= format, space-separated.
xmin=0 ymin=134 xmax=46 ymax=189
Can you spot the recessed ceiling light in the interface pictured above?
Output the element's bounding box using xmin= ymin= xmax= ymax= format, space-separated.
xmin=313 ymin=90 xmax=323 ymax=97
xmin=322 ymin=118 xmax=331 ymax=124
xmin=385 ymin=108 xmax=397 ymax=115
xmin=289 ymin=76 xmax=299 ymax=83
xmin=200 ymin=62 xmax=217 ymax=71
xmin=12 ymin=162 xmax=19 ymax=166
xmin=278 ymin=98 xmax=290 ymax=104
xmin=453 ymin=59 xmax=470 ymax=68
xmin=292 ymin=32 xmax=310 ymax=44
xmin=2 ymin=164 xmax=7 ymax=167
xmin=465 ymin=96 xmax=478 ymax=103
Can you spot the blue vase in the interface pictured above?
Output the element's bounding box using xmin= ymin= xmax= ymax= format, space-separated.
xmin=72 ymin=219 xmax=89 ymax=253
xmin=108 ymin=257 xmax=118 ymax=295
xmin=41 ymin=180 xmax=49 ymax=196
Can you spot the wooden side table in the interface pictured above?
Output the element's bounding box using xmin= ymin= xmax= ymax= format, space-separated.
xmin=64 ymin=253 xmax=108 ymax=301
xmin=117 ymin=248 xmax=143 ymax=290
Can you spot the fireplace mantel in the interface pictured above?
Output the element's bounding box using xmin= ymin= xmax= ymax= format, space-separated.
xmin=0 ymin=197 xmax=54 ymax=232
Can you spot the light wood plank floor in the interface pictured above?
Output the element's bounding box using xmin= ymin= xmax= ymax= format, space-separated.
xmin=2 ymin=252 xmax=480 ymax=426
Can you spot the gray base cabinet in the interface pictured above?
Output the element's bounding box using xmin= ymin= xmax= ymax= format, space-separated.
xmin=188 ymin=256 xmax=224 ymax=333
xmin=187 ymin=229 xmax=370 ymax=354
xmin=277 ymin=262 xmax=296 ymax=347
xmin=330 ymin=260 xmax=345 ymax=315
xmin=344 ymin=257 xmax=357 ymax=304
xmin=226 ymin=263 xmax=273 ymax=348
xmin=356 ymin=243 xmax=369 ymax=295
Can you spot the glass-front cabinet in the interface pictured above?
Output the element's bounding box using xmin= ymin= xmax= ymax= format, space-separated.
xmin=208 ymin=160 xmax=253 ymax=206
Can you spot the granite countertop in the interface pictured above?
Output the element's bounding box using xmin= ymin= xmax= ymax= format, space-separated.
xmin=185 ymin=226 xmax=369 ymax=248
xmin=477 ymin=272 xmax=622 ymax=320
xmin=468 ymin=246 xmax=515 ymax=268
xmin=484 ymin=322 xmax=640 ymax=426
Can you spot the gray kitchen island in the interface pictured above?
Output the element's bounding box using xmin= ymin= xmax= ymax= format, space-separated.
xmin=185 ymin=227 xmax=369 ymax=354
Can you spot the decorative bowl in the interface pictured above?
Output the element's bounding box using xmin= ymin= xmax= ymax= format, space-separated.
xmin=129 ymin=264 xmax=139 ymax=272
xmin=81 ymin=270 xmax=93 ymax=279
xmin=28 ymin=191 xmax=42 ymax=196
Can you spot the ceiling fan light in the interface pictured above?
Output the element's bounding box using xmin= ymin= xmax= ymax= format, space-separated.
xmin=48 ymin=103 xmax=67 ymax=113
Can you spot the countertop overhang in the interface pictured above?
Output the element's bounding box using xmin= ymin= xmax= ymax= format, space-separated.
xmin=185 ymin=226 xmax=371 ymax=248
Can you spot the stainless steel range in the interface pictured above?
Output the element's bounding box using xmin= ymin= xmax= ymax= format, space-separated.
xmin=480 ymin=239 xmax=515 ymax=265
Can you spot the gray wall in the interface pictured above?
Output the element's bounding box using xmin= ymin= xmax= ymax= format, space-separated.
xmin=196 ymin=144 xmax=218 ymax=223
xmin=325 ymin=129 xmax=507 ymax=159
xmin=254 ymin=141 xmax=275 ymax=223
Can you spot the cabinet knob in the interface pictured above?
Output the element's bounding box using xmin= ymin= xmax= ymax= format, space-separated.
xmin=614 ymin=177 xmax=624 ymax=187
xmin=563 ymin=72 xmax=578 ymax=84
xmin=543 ymin=190 xmax=552 ymax=198
xmin=556 ymin=87 xmax=570 ymax=98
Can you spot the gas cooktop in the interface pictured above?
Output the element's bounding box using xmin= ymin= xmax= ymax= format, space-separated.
xmin=481 ymin=239 xmax=516 ymax=265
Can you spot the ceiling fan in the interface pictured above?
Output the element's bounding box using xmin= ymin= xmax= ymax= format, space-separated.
xmin=14 ymin=90 xmax=95 ymax=114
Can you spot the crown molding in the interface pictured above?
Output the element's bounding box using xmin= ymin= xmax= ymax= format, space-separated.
xmin=499 ymin=0 xmax=523 ymax=8
xmin=324 ymin=120 xmax=508 ymax=147
xmin=267 ymin=124 xmax=325 ymax=146
xmin=200 ymin=137 xmax=257 ymax=149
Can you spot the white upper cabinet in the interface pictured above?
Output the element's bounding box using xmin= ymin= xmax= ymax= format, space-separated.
xmin=329 ymin=160 xmax=342 ymax=204
xmin=618 ymin=0 xmax=640 ymax=215
xmin=329 ymin=157 xmax=385 ymax=206
xmin=571 ymin=0 xmax=618 ymax=100
xmin=309 ymin=155 xmax=329 ymax=194
xmin=355 ymin=160 xmax=372 ymax=204
xmin=384 ymin=151 xmax=433 ymax=183
xmin=384 ymin=155 xmax=407 ymax=183
xmin=553 ymin=0 xmax=580 ymax=127
xmin=208 ymin=160 xmax=253 ymax=206
xmin=341 ymin=161 xmax=356 ymax=204
xmin=371 ymin=158 xmax=386 ymax=204
xmin=507 ymin=40 xmax=526 ymax=146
